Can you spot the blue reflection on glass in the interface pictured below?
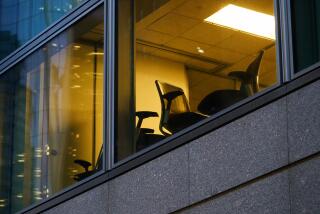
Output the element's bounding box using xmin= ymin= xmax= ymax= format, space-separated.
xmin=0 ymin=0 xmax=85 ymax=60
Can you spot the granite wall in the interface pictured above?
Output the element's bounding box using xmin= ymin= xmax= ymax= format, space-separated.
xmin=45 ymin=79 xmax=320 ymax=214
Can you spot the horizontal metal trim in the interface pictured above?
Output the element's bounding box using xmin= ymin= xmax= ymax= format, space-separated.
xmin=22 ymin=64 xmax=320 ymax=214
xmin=287 ymin=63 xmax=320 ymax=92
xmin=292 ymin=61 xmax=320 ymax=80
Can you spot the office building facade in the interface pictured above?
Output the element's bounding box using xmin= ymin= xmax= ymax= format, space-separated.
xmin=0 ymin=0 xmax=319 ymax=213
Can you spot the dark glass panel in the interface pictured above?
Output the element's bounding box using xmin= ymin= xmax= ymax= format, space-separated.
xmin=291 ymin=0 xmax=320 ymax=72
xmin=0 ymin=0 xmax=86 ymax=60
xmin=0 ymin=6 xmax=104 ymax=213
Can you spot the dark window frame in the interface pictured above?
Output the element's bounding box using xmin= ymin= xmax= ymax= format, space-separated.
xmin=287 ymin=0 xmax=320 ymax=78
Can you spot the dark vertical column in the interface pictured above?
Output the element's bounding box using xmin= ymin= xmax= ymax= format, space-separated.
xmin=115 ymin=0 xmax=135 ymax=161
xmin=0 ymin=72 xmax=16 ymax=214
xmin=291 ymin=0 xmax=320 ymax=71
xmin=92 ymin=45 xmax=98 ymax=166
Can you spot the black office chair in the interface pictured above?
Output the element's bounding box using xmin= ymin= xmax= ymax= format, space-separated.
xmin=198 ymin=50 xmax=264 ymax=115
xmin=74 ymin=149 xmax=103 ymax=181
xmin=74 ymin=111 xmax=164 ymax=180
xmin=155 ymin=80 xmax=207 ymax=136
xmin=135 ymin=111 xmax=165 ymax=151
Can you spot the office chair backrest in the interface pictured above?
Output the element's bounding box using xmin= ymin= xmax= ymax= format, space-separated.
xmin=245 ymin=50 xmax=264 ymax=94
xmin=155 ymin=80 xmax=190 ymax=135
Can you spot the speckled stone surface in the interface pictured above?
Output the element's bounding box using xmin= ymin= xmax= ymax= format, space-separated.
xmin=290 ymin=156 xmax=320 ymax=214
xmin=42 ymin=80 xmax=320 ymax=214
xmin=108 ymin=145 xmax=189 ymax=214
xmin=287 ymin=80 xmax=320 ymax=162
xmin=183 ymin=171 xmax=290 ymax=214
xmin=45 ymin=184 xmax=108 ymax=214
xmin=188 ymin=98 xmax=288 ymax=203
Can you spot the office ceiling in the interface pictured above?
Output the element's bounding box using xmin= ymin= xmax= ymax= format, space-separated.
xmin=77 ymin=0 xmax=277 ymax=89
xmin=80 ymin=23 xmax=104 ymax=44
xmin=136 ymin=0 xmax=276 ymax=80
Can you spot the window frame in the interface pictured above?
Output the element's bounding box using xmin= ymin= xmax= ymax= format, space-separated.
xmin=112 ymin=0 xmax=285 ymax=167
xmin=0 ymin=0 xmax=107 ymax=213
xmin=0 ymin=0 xmax=318 ymax=213
xmin=287 ymin=0 xmax=320 ymax=78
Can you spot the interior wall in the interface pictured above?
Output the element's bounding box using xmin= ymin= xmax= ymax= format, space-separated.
xmin=136 ymin=52 xmax=189 ymax=134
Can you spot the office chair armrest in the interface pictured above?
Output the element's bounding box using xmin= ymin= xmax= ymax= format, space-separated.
xmin=163 ymin=90 xmax=184 ymax=101
xmin=228 ymin=71 xmax=247 ymax=81
xmin=74 ymin=159 xmax=92 ymax=172
xmin=136 ymin=111 xmax=158 ymax=131
xmin=140 ymin=128 xmax=154 ymax=134
xmin=136 ymin=111 xmax=158 ymax=120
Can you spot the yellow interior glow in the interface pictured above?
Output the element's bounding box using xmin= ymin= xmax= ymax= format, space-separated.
xmin=205 ymin=4 xmax=275 ymax=40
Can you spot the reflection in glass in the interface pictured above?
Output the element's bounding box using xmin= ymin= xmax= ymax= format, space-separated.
xmin=116 ymin=0 xmax=278 ymax=161
xmin=0 ymin=0 xmax=86 ymax=60
xmin=0 ymin=6 xmax=104 ymax=213
xmin=291 ymin=0 xmax=320 ymax=72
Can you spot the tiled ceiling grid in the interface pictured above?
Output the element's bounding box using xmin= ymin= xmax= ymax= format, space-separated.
xmin=136 ymin=0 xmax=277 ymax=85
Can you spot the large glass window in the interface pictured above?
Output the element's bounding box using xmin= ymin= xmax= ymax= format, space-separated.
xmin=116 ymin=0 xmax=278 ymax=161
xmin=291 ymin=0 xmax=320 ymax=72
xmin=0 ymin=0 xmax=86 ymax=60
xmin=0 ymin=6 xmax=104 ymax=213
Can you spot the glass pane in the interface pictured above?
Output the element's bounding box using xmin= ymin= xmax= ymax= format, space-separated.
xmin=116 ymin=0 xmax=278 ymax=162
xmin=0 ymin=5 xmax=104 ymax=213
xmin=291 ymin=0 xmax=320 ymax=72
xmin=0 ymin=0 xmax=86 ymax=60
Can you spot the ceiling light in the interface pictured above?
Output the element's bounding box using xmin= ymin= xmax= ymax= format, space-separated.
xmin=71 ymin=85 xmax=81 ymax=89
xmin=16 ymin=194 xmax=23 ymax=199
xmin=73 ymin=73 xmax=81 ymax=78
xmin=197 ymin=47 xmax=205 ymax=54
xmin=33 ymin=191 xmax=42 ymax=196
xmin=88 ymin=52 xmax=104 ymax=56
xmin=34 ymin=169 xmax=41 ymax=173
xmin=204 ymin=4 xmax=275 ymax=40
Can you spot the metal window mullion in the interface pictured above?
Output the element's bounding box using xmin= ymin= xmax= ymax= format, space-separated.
xmin=278 ymin=0 xmax=294 ymax=82
xmin=285 ymin=0 xmax=295 ymax=80
xmin=105 ymin=0 xmax=116 ymax=170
